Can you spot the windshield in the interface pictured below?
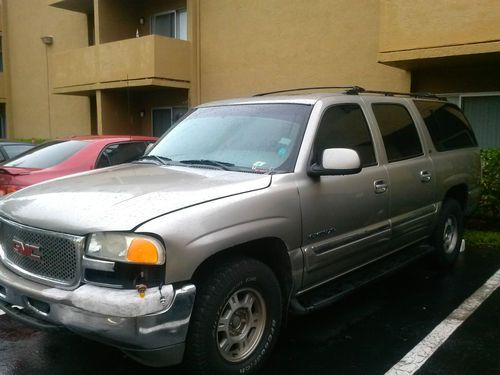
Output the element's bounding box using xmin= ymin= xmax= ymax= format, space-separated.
xmin=4 ymin=140 xmax=88 ymax=169
xmin=147 ymin=103 xmax=312 ymax=173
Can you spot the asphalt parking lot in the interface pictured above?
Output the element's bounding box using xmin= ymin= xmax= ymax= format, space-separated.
xmin=1 ymin=245 xmax=499 ymax=375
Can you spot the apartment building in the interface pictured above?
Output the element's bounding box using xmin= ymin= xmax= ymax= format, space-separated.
xmin=0 ymin=0 xmax=499 ymax=147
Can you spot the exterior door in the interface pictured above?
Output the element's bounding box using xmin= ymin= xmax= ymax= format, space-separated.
xmin=299 ymin=102 xmax=391 ymax=289
xmin=152 ymin=107 xmax=188 ymax=137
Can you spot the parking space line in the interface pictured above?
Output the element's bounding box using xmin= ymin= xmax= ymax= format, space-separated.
xmin=386 ymin=268 xmax=500 ymax=375
xmin=0 ymin=310 xmax=4 ymax=316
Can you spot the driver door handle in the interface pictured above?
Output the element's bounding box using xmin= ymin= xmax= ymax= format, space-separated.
xmin=374 ymin=179 xmax=388 ymax=194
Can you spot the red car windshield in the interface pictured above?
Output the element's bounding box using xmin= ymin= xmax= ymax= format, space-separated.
xmin=4 ymin=140 xmax=88 ymax=169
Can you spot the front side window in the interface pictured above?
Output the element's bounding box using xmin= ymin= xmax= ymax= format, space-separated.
xmin=148 ymin=104 xmax=312 ymax=174
xmin=4 ymin=140 xmax=88 ymax=169
xmin=372 ymin=103 xmax=423 ymax=163
xmin=96 ymin=142 xmax=150 ymax=168
xmin=414 ymin=100 xmax=478 ymax=151
xmin=313 ymin=104 xmax=376 ymax=167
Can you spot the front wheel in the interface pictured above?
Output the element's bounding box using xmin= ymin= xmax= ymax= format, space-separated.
xmin=432 ymin=199 xmax=464 ymax=267
xmin=184 ymin=258 xmax=282 ymax=375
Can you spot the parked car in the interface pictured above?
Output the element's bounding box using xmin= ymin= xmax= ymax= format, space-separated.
xmin=0 ymin=141 xmax=36 ymax=163
xmin=0 ymin=135 xmax=157 ymax=196
xmin=0 ymin=88 xmax=480 ymax=374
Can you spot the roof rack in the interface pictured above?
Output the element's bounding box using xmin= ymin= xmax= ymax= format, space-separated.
xmin=253 ymin=86 xmax=365 ymax=97
xmin=253 ymin=86 xmax=444 ymax=100
xmin=357 ymin=89 xmax=444 ymax=100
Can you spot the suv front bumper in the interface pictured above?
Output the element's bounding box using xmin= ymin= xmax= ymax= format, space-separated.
xmin=0 ymin=261 xmax=196 ymax=367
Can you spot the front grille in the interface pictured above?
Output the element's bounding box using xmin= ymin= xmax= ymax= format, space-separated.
xmin=0 ymin=217 xmax=85 ymax=289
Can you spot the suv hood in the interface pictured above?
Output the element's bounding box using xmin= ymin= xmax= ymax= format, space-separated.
xmin=0 ymin=163 xmax=271 ymax=235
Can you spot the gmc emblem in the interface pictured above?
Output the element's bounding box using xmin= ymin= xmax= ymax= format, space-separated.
xmin=13 ymin=239 xmax=41 ymax=261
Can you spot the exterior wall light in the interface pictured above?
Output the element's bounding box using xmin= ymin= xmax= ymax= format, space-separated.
xmin=41 ymin=36 xmax=54 ymax=45
xmin=140 ymin=110 xmax=145 ymax=118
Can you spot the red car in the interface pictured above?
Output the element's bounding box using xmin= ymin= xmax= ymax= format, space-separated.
xmin=0 ymin=135 xmax=157 ymax=196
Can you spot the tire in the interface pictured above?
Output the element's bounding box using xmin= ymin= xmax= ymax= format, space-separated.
xmin=184 ymin=258 xmax=282 ymax=375
xmin=432 ymin=199 xmax=464 ymax=267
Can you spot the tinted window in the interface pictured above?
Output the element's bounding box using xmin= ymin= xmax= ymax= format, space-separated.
xmin=4 ymin=140 xmax=88 ymax=169
xmin=414 ymin=100 xmax=478 ymax=151
xmin=96 ymin=142 xmax=149 ymax=168
xmin=3 ymin=144 xmax=34 ymax=158
xmin=372 ymin=104 xmax=423 ymax=162
xmin=313 ymin=104 xmax=376 ymax=167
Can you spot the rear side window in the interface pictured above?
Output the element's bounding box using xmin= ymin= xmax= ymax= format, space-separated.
xmin=372 ymin=104 xmax=423 ymax=162
xmin=3 ymin=145 xmax=34 ymax=158
xmin=313 ymin=104 xmax=376 ymax=167
xmin=96 ymin=142 xmax=149 ymax=168
xmin=4 ymin=140 xmax=88 ymax=169
xmin=414 ymin=101 xmax=478 ymax=151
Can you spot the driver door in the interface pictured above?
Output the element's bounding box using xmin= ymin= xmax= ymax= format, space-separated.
xmin=298 ymin=103 xmax=391 ymax=289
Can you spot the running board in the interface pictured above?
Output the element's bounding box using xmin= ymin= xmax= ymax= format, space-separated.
xmin=291 ymin=244 xmax=434 ymax=314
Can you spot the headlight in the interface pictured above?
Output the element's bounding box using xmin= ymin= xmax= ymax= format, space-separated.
xmin=86 ymin=232 xmax=165 ymax=265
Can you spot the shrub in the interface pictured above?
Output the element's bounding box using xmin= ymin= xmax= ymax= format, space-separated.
xmin=476 ymin=148 xmax=500 ymax=221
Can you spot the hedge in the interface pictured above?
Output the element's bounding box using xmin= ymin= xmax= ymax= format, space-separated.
xmin=476 ymin=148 xmax=500 ymax=221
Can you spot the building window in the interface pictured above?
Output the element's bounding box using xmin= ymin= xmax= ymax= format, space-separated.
xmin=151 ymin=9 xmax=187 ymax=40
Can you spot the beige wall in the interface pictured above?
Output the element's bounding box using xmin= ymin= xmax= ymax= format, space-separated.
xmin=3 ymin=0 xmax=91 ymax=139
xmin=379 ymin=0 xmax=500 ymax=65
xmin=197 ymin=0 xmax=410 ymax=102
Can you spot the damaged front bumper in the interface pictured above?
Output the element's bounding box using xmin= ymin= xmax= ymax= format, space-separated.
xmin=0 ymin=261 xmax=196 ymax=367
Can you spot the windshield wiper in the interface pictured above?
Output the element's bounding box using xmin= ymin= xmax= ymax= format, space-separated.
xmin=179 ymin=159 xmax=234 ymax=171
xmin=137 ymin=155 xmax=172 ymax=165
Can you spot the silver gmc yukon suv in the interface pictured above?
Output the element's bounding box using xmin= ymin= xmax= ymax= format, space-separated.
xmin=0 ymin=87 xmax=480 ymax=374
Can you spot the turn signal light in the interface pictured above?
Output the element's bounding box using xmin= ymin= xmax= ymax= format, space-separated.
xmin=127 ymin=238 xmax=159 ymax=264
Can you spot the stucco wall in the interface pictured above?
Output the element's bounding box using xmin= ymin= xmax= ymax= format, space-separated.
xmin=379 ymin=0 xmax=500 ymax=65
xmin=3 ymin=0 xmax=91 ymax=139
xmin=198 ymin=0 xmax=409 ymax=102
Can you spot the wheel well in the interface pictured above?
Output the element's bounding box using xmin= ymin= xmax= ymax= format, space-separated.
xmin=191 ymin=238 xmax=294 ymax=304
xmin=444 ymin=184 xmax=468 ymax=211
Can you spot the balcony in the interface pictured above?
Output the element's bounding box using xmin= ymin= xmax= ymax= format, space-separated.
xmin=379 ymin=1 xmax=500 ymax=69
xmin=52 ymin=35 xmax=191 ymax=94
xmin=48 ymin=0 xmax=93 ymax=13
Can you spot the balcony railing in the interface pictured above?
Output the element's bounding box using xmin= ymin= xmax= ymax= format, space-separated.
xmin=52 ymin=35 xmax=191 ymax=93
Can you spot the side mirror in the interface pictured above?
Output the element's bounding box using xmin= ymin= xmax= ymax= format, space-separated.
xmin=308 ymin=148 xmax=362 ymax=177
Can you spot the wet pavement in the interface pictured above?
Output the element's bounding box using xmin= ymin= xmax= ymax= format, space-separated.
xmin=1 ymin=246 xmax=499 ymax=375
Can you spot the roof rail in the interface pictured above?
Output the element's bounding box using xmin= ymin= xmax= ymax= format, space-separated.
xmin=253 ymin=86 xmax=365 ymax=97
xmin=252 ymin=86 xmax=444 ymax=100
xmin=357 ymin=89 xmax=444 ymax=100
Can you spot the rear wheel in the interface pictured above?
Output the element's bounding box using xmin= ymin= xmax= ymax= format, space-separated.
xmin=184 ymin=258 xmax=282 ymax=375
xmin=432 ymin=199 xmax=464 ymax=267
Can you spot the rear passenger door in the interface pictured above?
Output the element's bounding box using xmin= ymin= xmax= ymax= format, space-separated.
xmin=366 ymin=99 xmax=437 ymax=250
